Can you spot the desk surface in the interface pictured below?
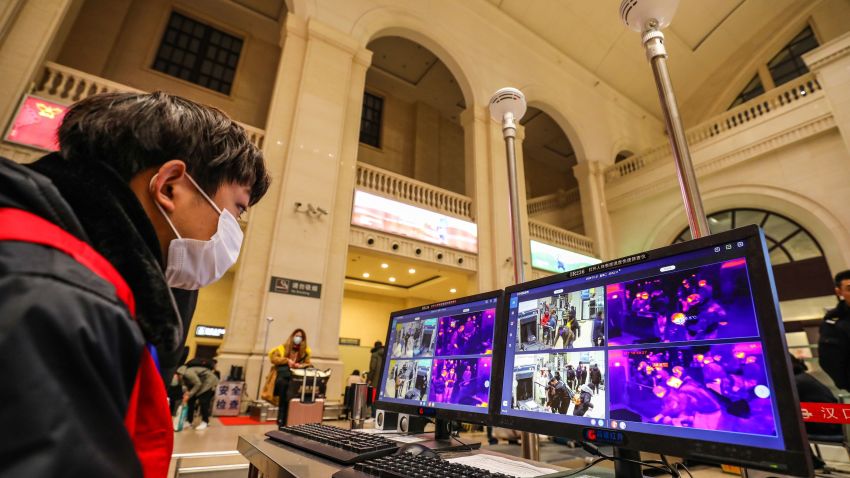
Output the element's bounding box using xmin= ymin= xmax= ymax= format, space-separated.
xmin=237 ymin=433 xmax=574 ymax=478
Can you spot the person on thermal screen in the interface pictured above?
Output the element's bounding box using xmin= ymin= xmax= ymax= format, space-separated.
xmin=268 ymin=329 xmax=312 ymax=427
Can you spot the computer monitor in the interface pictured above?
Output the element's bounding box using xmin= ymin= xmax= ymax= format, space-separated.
xmin=491 ymin=225 xmax=812 ymax=476
xmin=375 ymin=290 xmax=502 ymax=425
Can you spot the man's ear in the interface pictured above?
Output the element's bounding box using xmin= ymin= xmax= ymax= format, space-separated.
xmin=150 ymin=160 xmax=188 ymax=213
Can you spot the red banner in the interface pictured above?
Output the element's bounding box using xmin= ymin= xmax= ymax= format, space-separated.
xmin=5 ymin=95 xmax=67 ymax=151
xmin=800 ymin=402 xmax=850 ymax=423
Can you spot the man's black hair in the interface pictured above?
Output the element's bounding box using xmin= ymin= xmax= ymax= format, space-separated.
xmin=58 ymin=91 xmax=270 ymax=205
xmin=835 ymin=270 xmax=850 ymax=288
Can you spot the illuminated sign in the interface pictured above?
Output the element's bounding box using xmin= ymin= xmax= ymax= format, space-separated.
xmin=530 ymin=240 xmax=601 ymax=274
xmin=351 ymin=190 xmax=478 ymax=253
xmin=195 ymin=325 xmax=226 ymax=338
xmin=4 ymin=95 xmax=68 ymax=151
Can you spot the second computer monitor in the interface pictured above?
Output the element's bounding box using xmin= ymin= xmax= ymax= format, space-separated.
xmin=375 ymin=290 xmax=503 ymax=424
xmin=492 ymin=226 xmax=811 ymax=476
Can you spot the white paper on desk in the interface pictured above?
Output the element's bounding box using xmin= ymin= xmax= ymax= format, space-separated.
xmin=446 ymin=455 xmax=556 ymax=477
xmin=387 ymin=435 xmax=426 ymax=444
xmin=351 ymin=428 xmax=399 ymax=434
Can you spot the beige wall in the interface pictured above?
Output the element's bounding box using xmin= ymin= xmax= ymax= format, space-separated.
xmin=524 ymin=157 xmax=573 ymax=198
xmin=56 ymin=0 xmax=280 ymax=127
xmin=610 ymin=129 xmax=850 ymax=294
xmin=357 ymin=94 xmax=466 ymax=195
xmin=356 ymin=90 xmax=415 ymax=177
xmin=184 ymin=270 xmax=235 ymax=360
xmin=339 ymin=290 xmax=405 ymax=348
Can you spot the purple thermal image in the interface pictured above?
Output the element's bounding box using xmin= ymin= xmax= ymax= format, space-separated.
xmin=434 ymin=308 xmax=495 ymax=356
xmin=608 ymin=342 xmax=776 ymax=436
xmin=607 ymin=259 xmax=758 ymax=345
xmin=429 ymin=357 xmax=492 ymax=407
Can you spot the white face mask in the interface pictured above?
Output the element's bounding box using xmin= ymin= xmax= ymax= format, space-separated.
xmin=293 ymin=336 xmax=303 ymax=345
xmin=151 ymin=173 xmax=244 ymax=290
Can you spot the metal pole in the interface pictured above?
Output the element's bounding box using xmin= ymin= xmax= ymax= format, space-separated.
xmin=255 ymin=316 xmax=274 ymax=400
xmin=643 ymin=26 xmax=710 ymax=239
xmin=502 ymin=120 xmax=540 ymax=461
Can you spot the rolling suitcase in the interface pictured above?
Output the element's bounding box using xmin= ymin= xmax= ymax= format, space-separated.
xmin=286 ymin=367 xmax=325 ymax=426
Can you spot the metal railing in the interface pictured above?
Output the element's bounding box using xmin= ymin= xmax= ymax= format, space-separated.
xmin=528 ymin=219 xmax=594 ymax=256
xmin=606 ymin=72 xmax=823 ymax=182
xmin=355 ymin=162 xmax=473 ymax=220
xmin=31 ymin=62 xmax=265 ymax=149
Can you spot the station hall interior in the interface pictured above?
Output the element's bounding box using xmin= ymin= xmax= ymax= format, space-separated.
xmin=4 ymin=0 xmax=850 ymax=476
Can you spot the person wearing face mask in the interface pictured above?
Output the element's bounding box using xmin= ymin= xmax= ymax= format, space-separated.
xmin=268 ymin=329 xmax=312 ymax=427
xmin=0 ymin=91 xmax=270 ymax=477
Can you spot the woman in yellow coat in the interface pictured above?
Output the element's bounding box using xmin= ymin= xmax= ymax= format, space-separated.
xmin=269 ymin=328 xmax=311 ymax=427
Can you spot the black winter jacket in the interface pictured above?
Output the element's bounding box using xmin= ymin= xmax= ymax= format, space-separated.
xmin=819 ymin=300 xmax=850 ymax=391
xmin=0 ymin=155 xmax=195 ymax=476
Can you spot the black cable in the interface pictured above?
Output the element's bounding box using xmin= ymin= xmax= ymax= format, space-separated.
xmin=536 ymin=457 xmax=609 ymax=478
xmin=660 ymin=454 xmax=680 ymax=478
xmin=673 ymin=462 xmax=694 ymax=478
xmin=581 ymin=442 xmax=674 ymax=476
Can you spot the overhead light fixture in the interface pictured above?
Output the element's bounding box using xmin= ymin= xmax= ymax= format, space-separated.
xmin=449 ymin=288 xmax=457 ymax=294
xmin=389 ymin=277 xmax=396 ymax=283
xmin=362 ymin=272 xmax=370 ymax=278
xmin=408 ymin=268 xmax=416 ymax=274
xmin=381 ymin=263 xmax=389 ymax=269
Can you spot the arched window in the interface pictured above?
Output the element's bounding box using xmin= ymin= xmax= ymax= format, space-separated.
xmin=673 ymin=209 xmax=832 ymax=301
xmin=614 ymin=151 xmax=634 ymax=164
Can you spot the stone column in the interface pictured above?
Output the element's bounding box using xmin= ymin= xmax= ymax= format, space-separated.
xmin=462 ymin=107 xmax=531 ymax=292
xmin=218 ymin=14 xmax=371 ymax=401
xmin=573 ymin=161 xmax=614 ymax=260
xmin=0 ymin=0 xmax=75 ymax=131
xmin=804 ymin=32 xmax=850 ymax=154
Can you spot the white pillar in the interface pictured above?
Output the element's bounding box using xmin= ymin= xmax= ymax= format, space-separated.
xmin=573 ymin=161 xmax=614 ymax=259
xmin=219 ymin=14 xmax=371 ymax=401
xmin=462 ymin=107 xmax=531 ymax=291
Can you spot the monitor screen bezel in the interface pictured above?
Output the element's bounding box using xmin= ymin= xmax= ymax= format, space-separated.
xmin=374 ymin=289 xmax=504 ymax=426
xmin=490 ymin=225 xmax=811 ymax=476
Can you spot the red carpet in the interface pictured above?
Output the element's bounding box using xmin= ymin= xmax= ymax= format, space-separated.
xmin=217 ymin=416 xmax=274 ymax=426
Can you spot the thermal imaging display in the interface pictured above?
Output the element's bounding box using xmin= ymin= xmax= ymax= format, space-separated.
xmin=607 ymin=259 xmax=759 ymax=345
xmin=608 ymin=342 xmax=775 ymax=436
xmin=498 ymin=236 xmax=788 ymax=451
xmin=378 ymin=296 xmax=499 ymax=414
xmin=435 ymin=309 xmax=495 ymax=356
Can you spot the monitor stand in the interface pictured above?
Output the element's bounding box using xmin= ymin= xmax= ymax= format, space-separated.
xmin=415 ymin=418 xmax=482 ymax=452
xmin=614 ymin=447 xmax=644 ymax=478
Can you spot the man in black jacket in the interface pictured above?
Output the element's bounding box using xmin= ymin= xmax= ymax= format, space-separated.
xmin=0 ymin=91 xmax=269 ymax=476
xmin=819 ymin=270 xmax=850 ymax=391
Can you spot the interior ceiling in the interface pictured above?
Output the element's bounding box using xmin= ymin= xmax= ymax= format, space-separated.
xmin=230 ymin=0 xmax=286 ymax=21
xmin=489 ymin=0 xmax=810 ymax=123
xmin=344 ymin=247 xmax=471 ymax=302
xmin=366 ymin=36 xmax=466 ymax=123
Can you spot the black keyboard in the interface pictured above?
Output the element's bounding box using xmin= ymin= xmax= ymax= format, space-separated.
xmin=333 ymin=453 xmax=518 ymax=478
xmin=265 ymin=423 xmax=399 ymax=465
